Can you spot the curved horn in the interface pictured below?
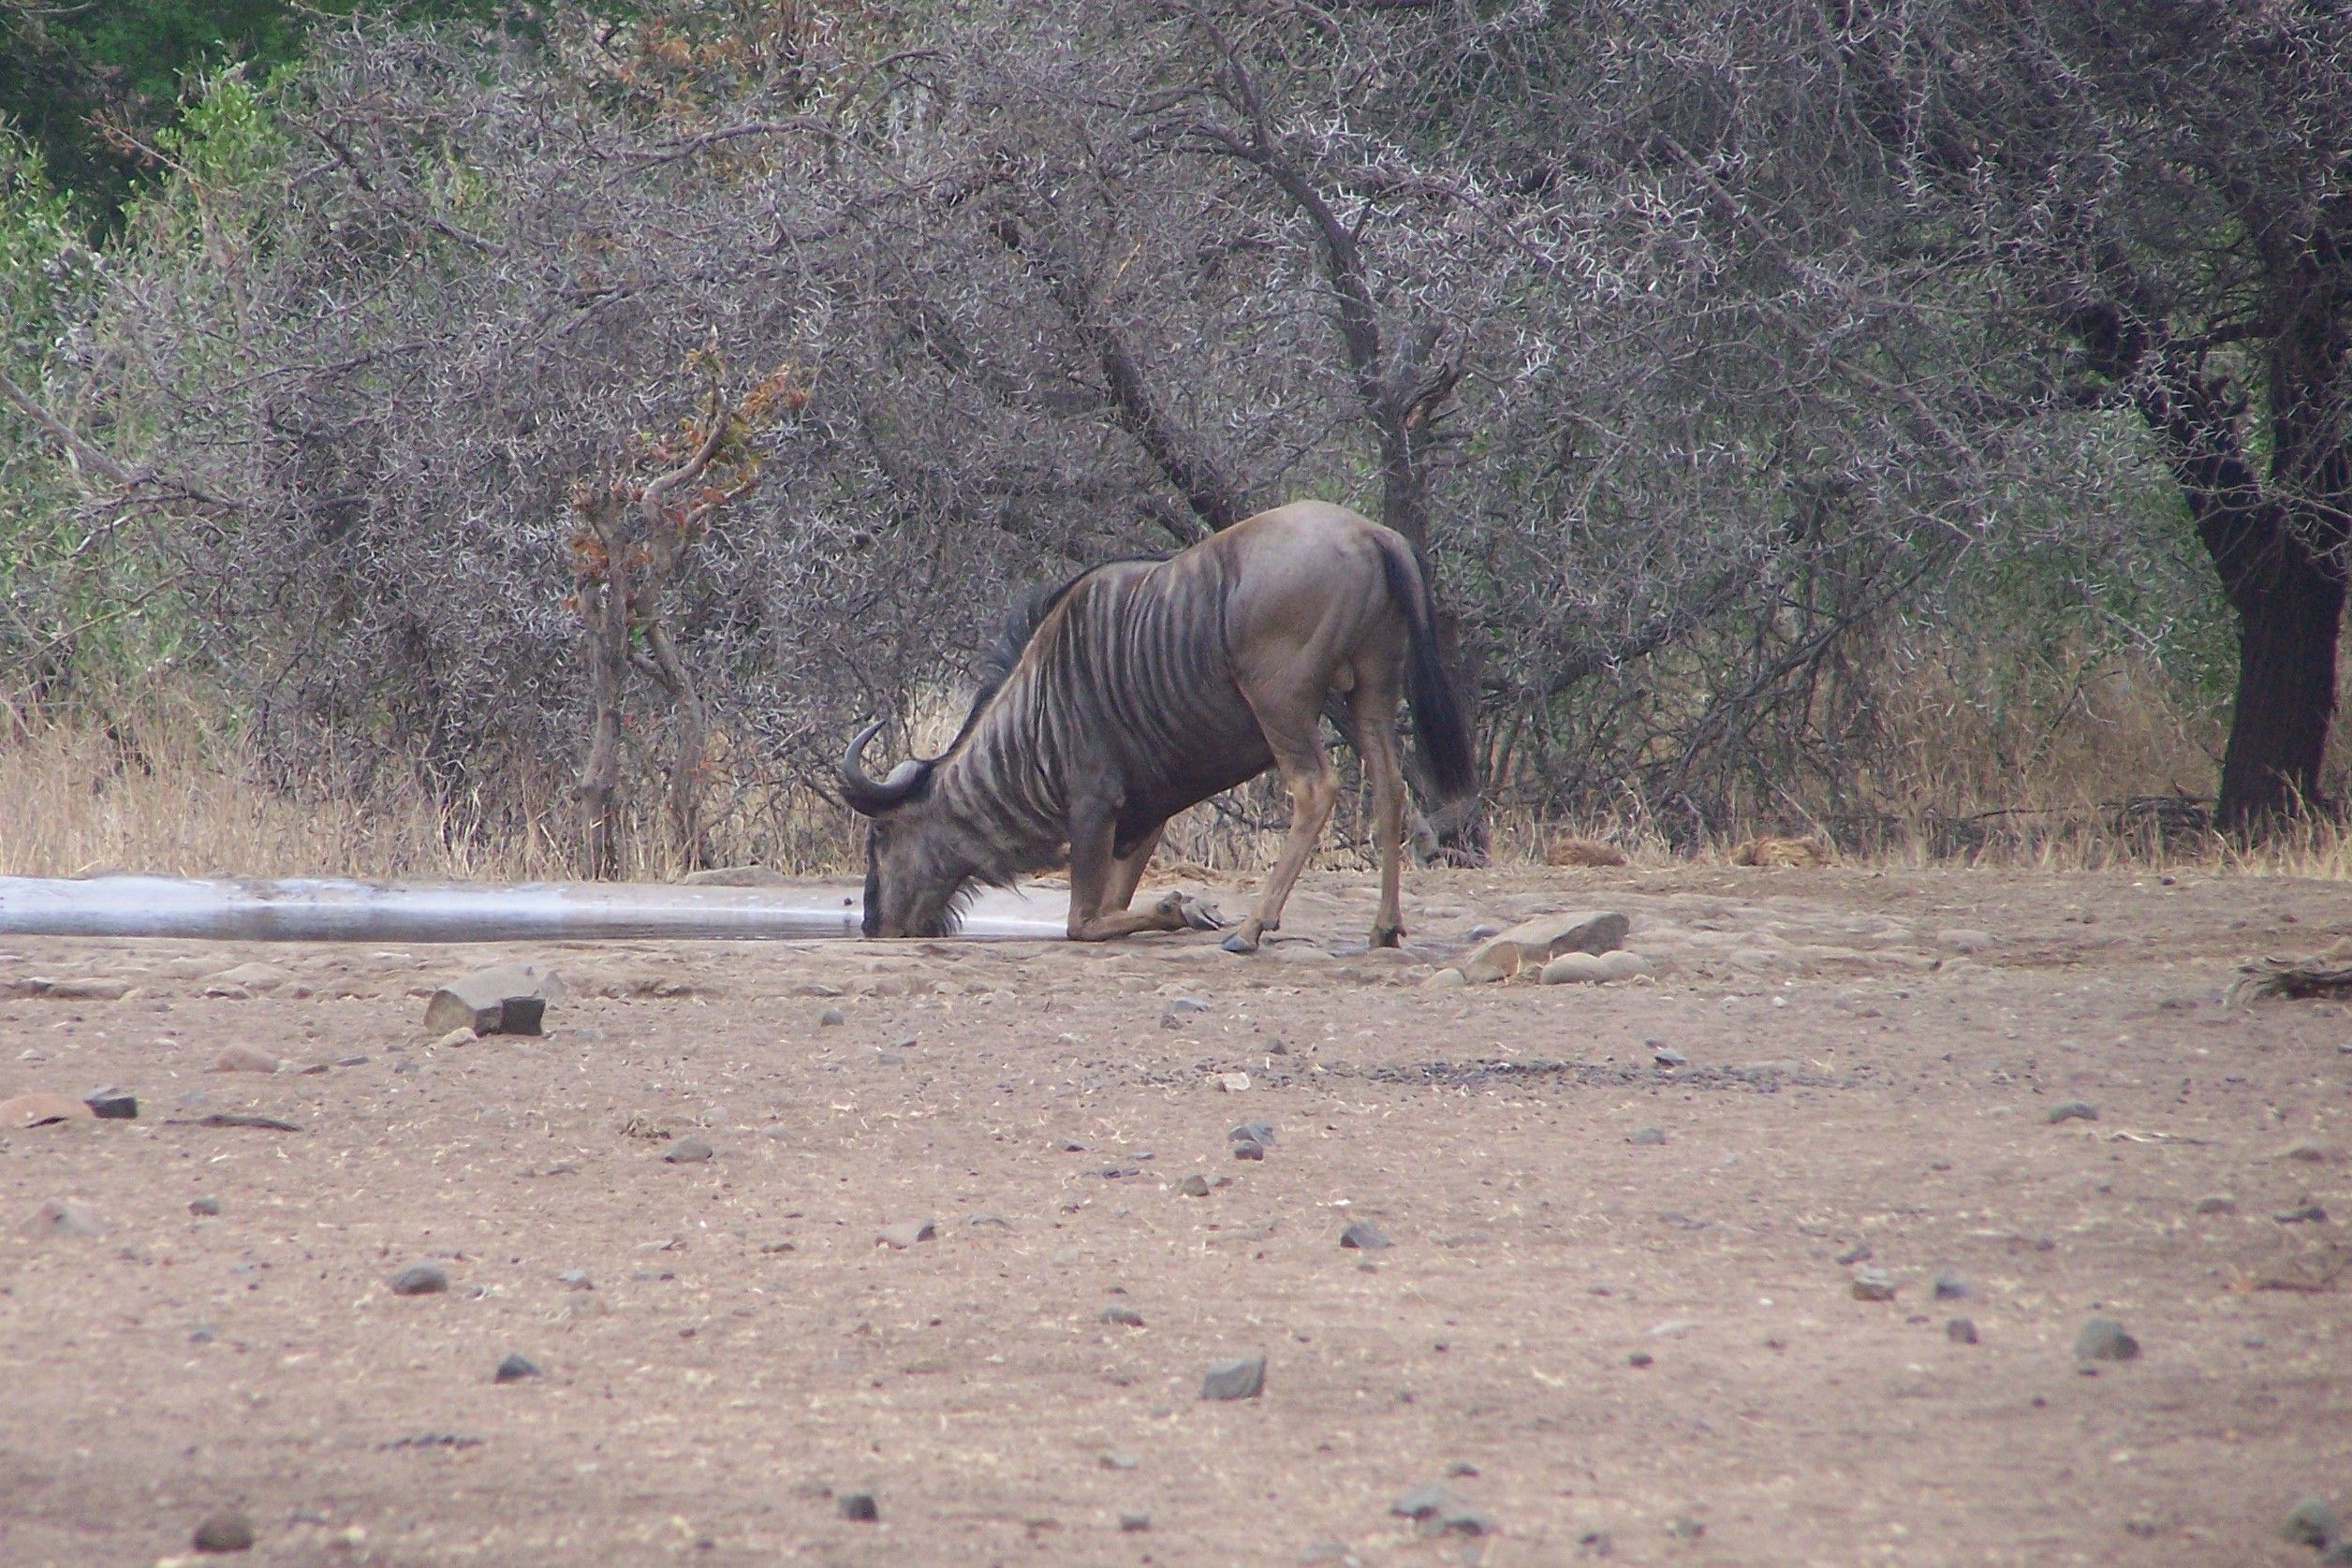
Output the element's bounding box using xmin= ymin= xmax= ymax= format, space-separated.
xmin=839 ymin=719 xmax=929 ymax=814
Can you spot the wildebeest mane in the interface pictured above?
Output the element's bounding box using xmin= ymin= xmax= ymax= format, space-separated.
xmin=942 ymin=554 xmax=1170 ymax=756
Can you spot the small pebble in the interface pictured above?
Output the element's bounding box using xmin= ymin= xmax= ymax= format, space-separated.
xmin=1200 ymin=1354 xmax=1266 ymax=1400
xmin=192 ymin=1510 xmax=256 ymax=1553
xmin=1836 ymin=1241 xmax=1873 ymax=1266
xmin=558 ymin=1269 xmax=594 ymax=1290
xmin=188 ymin=1195 xmax=223 ymax=1217
xmin=1627 ymin=1351 xmax=1654 ymax=1368
xmin=1120 ymin=1512 xmax=1151 ymax=1532
xmin=1947 ymin=1317 xmax=1978 ymax=1344
xmin=1099 ymin=1451 xmax=1139 ymax=1470
xmin=1100 ymin=1305 xmax=1145 ymax=1327
xmin=390 ymin=1262 xmax=448 ymax=1297
xmin=2282 ymin=1497 xmax=2341 ymax=1549
xmin=1177 ymin=1174 xmax=1211 ymax=1198
xmin=2047 ymin=1100 xmax=2097 ymax=1124
xmin=1652 ymin=1047 xmax=1687 ymax=1067
xmin=1228 ymin=1120 xmax=1276 ymax=1145
xmin=1339 ymin=1221 xmax=1391 ymax=1251
xmin=1850 ymin=1268 xmax=1897 ymax=1302
xmin=838 ymin=1492 xmax=878 ymax=1522
xmin=1628 ymin=1126 xmax=1666 ymax=1146
xmin=1668 ymin=1515 xmax=1706 ymax=1540
xmin=1576 ymin=1530 xmax=1613 ymax=1558
xmin=1169 ymin=995 xmax=1209 ymax=1014
xmin=493 ymin=1353 xmax=543 ymax=1383
xmin=2074 ymin=1315 xmax=2139 ymax=1362
xmin=1932 ymin=1269 xmax=1971 ymax=1300
xmin=818 ymin=1007 xmax=845 ymax=1027
xmin=1445 ymin=1460 xmax=1479 ymax=1477
xmin=1231 ymin=1138 xmax=1265 ymax=1161
xmin=2196 ymin=1194 xmax=2236 ymax=1215
xmin=663 ymin=1136 xmax=713 ymax=1164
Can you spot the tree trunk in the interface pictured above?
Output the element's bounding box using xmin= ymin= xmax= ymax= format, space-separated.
xmin=2214 ymin=536 xmax=2344 ymax=833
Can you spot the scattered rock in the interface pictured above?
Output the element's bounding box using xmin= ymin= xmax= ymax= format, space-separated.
xmin=818 ymin=1007 xmax=846 ymax=1028
xmin=2074 ymin=1316 xmax=2139 ymax=1362
xmin=2282 ymin=1140 xmax=2338 ymax=1165
xmin=22 ymin=1197 xmax=108 ymax=1238
xmin=1390 ymin=1485 xmax=1492 ymax=1537
xmin=1228 ymin=1120 xmax=1276 ymax=1146
xmin=1627 ymin=1127 xmax=1666 ymax=1146
xmin=1340 ymin=1221 xmax=1391 ymax=1251
xmin=1169 ymin=995 xmax=1209 ymax=1014
xmin=209 ymin=1045 xmax=281 ymax=1075
xmin=1422 ymin=967 xmax=1468 ymax=989
xmin=2275 ymin=1204 xmax=2330 ymax=1224
xmin=1445 ymin=1460 xmax=1480 ymax=1478
xmin=1053 ymin=1136 xmax=1092 ymax=1152
xmin=1544 ymin=949 xmax=1654 ymax=985
xmin=81 ymin=1086 xmax=137 ymax=1120
xmin=558 ymin=1269 xmax=593 ymax=1290
xmin=2046 ymin=1099 xmax=2098 ymax=1124
xmin=192 ymin=1510 xmax=256 ymax=1553
xmin=838 ymin=1492 xmax=878 ymax=1523
xmin=876 ymin=1220 xmax=936 ymax=1249
xmin=663 ymin=1137 xmax=714 ymax=1165
xmin=1933 ymin=1269 xmax=1971 ymax=1300
xmin=390 ymin=1261 xmax=449 ymax=1297
xmin=1100 ymin=1305 xmax=1145 ymax=1327
xmin=429 ymin=1027 xmax=477 ymax=1050
xmin=1666 ymin=1514 xmax=1707 ymax=1540
xmin=1120 ymin=1512 xmax=1151 ymax=1532
xmin=1652 ymin=1045 xmax=1688 ymax=1067
xmin=189 ymin=1195 xmax=222 ymax=1217
xmin=1216 ymin=1072 xmax=1251 ymax=1092
xmin=1200 ymin=1354 xmax=1266 ymax=1400
xmin=1947 ymin=1317 xmax=1978 ymax=1344
xmin=1177 ymin=1174 xmax=1212 ymax=1198
xmin=2196 ymin=1194 xmax=2237 ymax=1215
xmin=680 ymin=865 xmax=787 ymax=886
xmin=1463 ymin=909 xmax=1629 ymax=983
xmin=1850 ymin=1268 xmax=1897 ymax=1302
xmin=1836 ymin=1241 xmax=1874 ymax=1266
xmin=1 ymin=1092 xmax=96 ymax=1128
xmin=423 ymin=963 xmax=557 ymax=1037
xmin=1099 ymin=1451 xmax=1139 ymax=1470
xmin=1627 ymin=1351 xmax=1654 ymax=1368
xmin=2283 ymin=1497 xmax=2341 ymax=1549
xmin=206 ymin=961 xmax=292 ymax=993
xmin=1231 ymin=1138 xmax=1265 ymax=1161
xmin=493 ymin=1353 xmax=544 ymax=1383
xmin=1576 ymin=1529 xmax=1614 ymax=1558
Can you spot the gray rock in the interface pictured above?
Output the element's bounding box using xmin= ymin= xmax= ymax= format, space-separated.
xmin=2283 ymin=1497 xmax=2340 ymax=1549
xmin=1463 ymin=909 xmax=1630 ymax=983
xmin=2196 ymin=1194 xmax=2236 ymax=1215
xmin=1120 ymin=1512 xmax=1151 ymax=1532
xmin=1177 ymin=1174 xmax=1211 ymax=1197
xmin=1169 ymin=996 xmax=1210 ymax=1014
xmin=192 ymin=1510 xmax=256 ymax=1553
xmin=390 ymin=1261 xmax=448 ymax=1297
xmin=1576 ymin=1529 xmax=1614 ymax=1557
xmin=558 ymin=1269 xmax=593 ymax=1290
xmin=1231 ymin=1139 xmax=1266 ymax=1161
xmin=1228 ymin=1120 xmax=1276 ymax=1145
xmin=1652 ymin=1046 xmax=1688 ymax=1067
xmin=1200 ymin=1354 xmax=1266 ymax=1399
xmin=1390 ymin=1485 xmax=1492 ymax=1537
xmin=1836 ymin=1241 xmax=1874 ymax=1265
xmin=1339 ymin=1221 xmax=1391 ymax=1251
xmin=1947 ymin=1317 xmax=1978 ymax=1344
xmin=1099 ymin=1451 xmax=1139 ymax=1470
xmin=818 ymin=1007 xmax=845 ymax=1028
xmin=1628 ymin=1126 xmax=1666 ymax=1147
xmin=2074 ymin=1316 xmax=2139 ymax=1362
xmin=876 ymin=1219 xmax=936 ymax=1249
xmin=2275 ymin=1204 xmax=2330 ymax=1224
xmin=1627 ymin=1351 xmax=1654 ymax=1368
xmin=1850 ymin=1268 xmax=1897 ymax=1302
xmin=1100 ymin=1305 xmax=1146 ymax=1327
xmin=82 ymin=1086 xmax=137 ymax=1120
xmin=838 ymin=1492 xmax=878 ymax=1522
xmin=22 ymin=1198 xmax=108 ymax=1239
xmin=188 ymin=1195 xmax=222 ymax=1217
xmin=1445 ymin=1460 xmax=1479 ymax=1477
xmin=663 ymin=1137 xmax=714 ymax=1164
xmin=493 ymin=1353 xmax=543 ymax=1383
xmin=1667 ymin=1515 xmax=1706 ymax=1541
xmin=423 ymin=963 xmax=557 ymax=1037
xmin=2047 ymin=1100 xmax=2098 ymax=1124
xmin=1933 ymin=1269 xmax=1971 ymax=1300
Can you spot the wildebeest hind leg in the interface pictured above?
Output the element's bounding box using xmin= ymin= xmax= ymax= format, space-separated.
xmin=1222 ymin=711 xmax=1339 ymax=955
xmin=1066 ymin=813 xmax=1196 ymax=942
xmin=1353 ymin=686 xmax=1407 ymax=946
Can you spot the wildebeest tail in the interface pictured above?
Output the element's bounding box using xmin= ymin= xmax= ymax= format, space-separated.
xmin=1375 ymin=536 xmax=1477 ymax=801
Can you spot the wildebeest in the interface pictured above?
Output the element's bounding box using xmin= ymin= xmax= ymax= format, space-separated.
xmin=840 ymin=500 xmax=1477 ymax=950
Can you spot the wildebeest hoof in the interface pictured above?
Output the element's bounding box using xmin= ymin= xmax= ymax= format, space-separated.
xmin=1220 ymin=931 xmax=1259 ymax=955
xmin=1179 ymin=896 xmax=1228 ymax=931
xmin=1371 ymin=925 xmax=1403 ymax=948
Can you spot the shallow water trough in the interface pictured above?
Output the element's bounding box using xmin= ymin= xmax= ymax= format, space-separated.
xmin=0 ymin=874 xmax=1068 ymax=944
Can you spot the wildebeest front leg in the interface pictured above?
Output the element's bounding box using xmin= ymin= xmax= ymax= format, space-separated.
xmin=1104 ymin=822 xmax=1167 ymax=913
xmin=1066 ymin=813 xmax=1198 ymax=942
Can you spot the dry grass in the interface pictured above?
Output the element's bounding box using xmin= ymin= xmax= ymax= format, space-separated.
xmin=3 ymin=662 xmax=2346 ymax=885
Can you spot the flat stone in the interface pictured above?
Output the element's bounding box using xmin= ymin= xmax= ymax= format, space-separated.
xmin=1200 ymin=1354 xmax=1266 ymax=1400
xmin=1169 ymin=995 xmax=1209 ymax=1014
xmin=22 ymin=1197 xmax=108 ymax=1238
xmin=663 ymin=1137 xmax=714 ymax=1165
xmin=192 ymin=1509 xmax=256 ymax=1553
xmin=1 ymin=1092 xmax=96 ymax=1128
xmin=2074 ymin=1315 xmax=2139 ymax=1361
xmin=1100 ymin=1305 xmax=1146 ymax=1327
xmin=1217 ymin=1072 xmax=1251 ymax=1092
xmin=1850 ymin=1268 xmax=1897 ymax=1302
xmin=876 ymin=1219 xmax=936 ymax=1249
xmin=1947 ymin=1316 xmax=1978 ymax=1344
xmin=1652 ymin=1046 xmax=1688 ymax=1067
xmin=1228 ymin=1120 xmax=1276 ymax=1145
xmin=2284 ymin=1497 xmax=2342 ymax=1549
xmin=838 ymin=1492 xmax=878 ymax=1522
xmin=1099 ymin=1451 xmax=1139 ymax=1470
xmin=1627 ymin=1126 xmax=1666 ymax=1146
xmin=2046 ymin=1100 xmax=2098 ymax=1124
xmin=1339 ymin=1221 xmax=1391 ymax=1251
xmin=209 ymin=1045 xmax=281 ymax=1075
xmin=18 ymin=975 xmax=134 ymax=1002
xmin=390 ymin=1261 xmax=448 ymax=1297
xmin=81 ymin=1086 xmax=137 ymax=1120
xmin=423 ymin=963 xmax=557 ymax=1037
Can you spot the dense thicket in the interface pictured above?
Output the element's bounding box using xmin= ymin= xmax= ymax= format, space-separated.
xmin=4 ymin=0 xmax=2334 ymax=872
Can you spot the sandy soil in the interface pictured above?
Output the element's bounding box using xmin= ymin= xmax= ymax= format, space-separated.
xmin=2 ymin=864 xmax=2349 ymax=1568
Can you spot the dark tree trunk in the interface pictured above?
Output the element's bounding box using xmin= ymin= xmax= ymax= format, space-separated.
xmin=2214 ymin=544 xmax=2343 ymax=831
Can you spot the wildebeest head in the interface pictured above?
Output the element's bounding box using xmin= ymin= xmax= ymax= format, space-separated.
xmin=840 ymin=720 xmax=978 ymax=937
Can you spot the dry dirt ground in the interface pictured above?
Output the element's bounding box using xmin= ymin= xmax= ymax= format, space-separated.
xmin=3 ymin=865 xmax=2351 ymax=1568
